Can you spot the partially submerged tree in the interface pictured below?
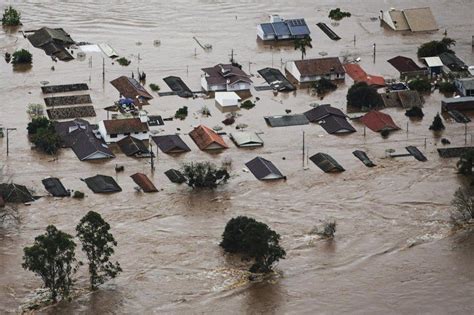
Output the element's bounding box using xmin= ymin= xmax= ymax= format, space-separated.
xmin=2 ymin=6 xmax=21 ymax=26
xmin=328 ymin=8 xmax=351 ymax=21
xmin=408 ymin=78 xmax=431 ymax=93
xmin=240 ymin=100 xmax=255 ymax=110
xmin=27 ymin=117 xmax=50 ymax=135
xmin=220 ymin=216 xmax=286 ymax=273
xmin=11 ymin=49 xmax=32 ymax=65
xmin=174 ymin=106 xmax=188 ymax=120
xmin=456 ymin=150 xmax=474 ymax=176
xmin=438 ymin=81 xmax=456 ymax=94
xmin=181 ymin=162 xmax=230 ymax=189
xmin=312 ymin=78 xmax=337 ymax=96
xmin=346 ymin=81 xmax=382 ymax=109
xmin=26 ymin=103 xmax=45 ymax=119
xmin=311 ymin=220 xmax=337 ymax=239
xmin=30 ymin=124 xmax=61 ymax=155
xmin=429 ymin=113 xmax=445 ymax=132
xmin=450 ymin=187 xmax=474 ymax=227
xmin=149 ymin=83 xmax=160 ymax=92
xmin=405 ymin=106 xmax=424 ymax=118
xmin=76 ymin=211 xmax=121 ymax=290
xmin=22 ymin=225 xmax=78 ymax=302
xmin=294 ymin=37 xmax=312 ymax=60
xmin=417 ymin=38 xmax=456 ymax=58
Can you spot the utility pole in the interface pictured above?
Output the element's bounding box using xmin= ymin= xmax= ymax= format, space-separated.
xmin=229 ymin=49 xmax=237 ymax=63
xmin=302 ymin=131 xmax=305 ymax=168
xmin=149 ymin=140 xmax=155 ymax=172
xmin=353 ymin=34 xmax=356 ymax=47
xmin=373 ymin=43 xmax=376 ymax=63
xmin=102 ymin=58 xmax=105 ymax=82
xmin=465 ymin=123 xmax=468 ymax=145
xmin=6 ymin=128 xmax=17 ymax=156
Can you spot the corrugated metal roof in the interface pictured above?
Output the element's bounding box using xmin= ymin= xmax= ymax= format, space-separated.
xmin=287 ymin=19 xmax=310 ymax=36
xmin=272 ymin=22 xmax=291 ymax=36
xmin=319 ymin=115 xmax=356 ymax=134
xmin=164 ymin=169 xmax=186 ymax=183
xmin=304 ymin=105 xmax=346 ymax=122
xmin=264 ymin=114 xmax=309 ymax=127
xmin=310 ymin=153 xmax=345 ymax=173
xmin=152 ymin=134 xmax=191 ymax=153
xmin=83 ymin=175 xmax=121 ymax=193
xmin=230 ymin=132 xmax=263 ymax=147
xmin=260 ymin=23 xmax=275 ymax=36
xmin=42 ymin=178 xmax=70 ymax=197
xmin=245 ymin=157 xmax=284 ymax=180
xmin=130 ymin=173 xmax=158 ymax=192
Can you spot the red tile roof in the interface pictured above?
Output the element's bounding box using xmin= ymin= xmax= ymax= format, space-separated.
xmin=343 ymin=63 xmax=385 ymax=87
xmin=360 ymin=111 xmax=400 ymax=132
xmin=130 ymin=173 xmax=158 ymax=192
xmin=189 ymin=125 xmax=228 ymax=150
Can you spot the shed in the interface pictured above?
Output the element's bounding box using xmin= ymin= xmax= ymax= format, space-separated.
xmin=117 ymin=136 xmax=150 ymax=157
xmin=130 ymin=173 xmax=158 ymax=192
xmin=164 ymin=169 xmax=186 ymax=184
xmin=41 ymin=177 xmax=70 ymax=197
xmin=309 ymin=153 xmax=345 ymax=173
xmin=439 ymin=52 xmax=467 ymax=73
xmin=264 ymin=114 xmax=309 ymax=127
xmin=423 ymin=57 xmax=443 ymax=75
xmin=245 ymin=157 xmax=285 ymax=180
xmin=83 ymin=175 xmax=122 ymax=193
xmin=230 ymin=132 xmax=264 ymax=147
xmin=152 ymin=135 xmax=191 ymax=153
xmin=189 ymin=125 xmax=228 ymax=150
xmin=360 ymin=111 xmax=400 ymax=132
xmin=215 ymin=92 xmax=241 ymax=112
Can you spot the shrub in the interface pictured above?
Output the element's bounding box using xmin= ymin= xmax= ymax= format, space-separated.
xmin=328 ymin=8 xmax=351 ymax=21
xmin=181 ymin=162 xmax=230 ymax=189
xmin=346 ymin=82 xmax=382 ymax=109
xmin=27 ymin=117 xmax=50 ymax=135
xmin=26 ymin=103 xmax=44 ymax=119
xmin=312 ymin=78 xmax=337 ymax=95
xmin=73 ymin=191 xmax=85 ymax=199
xmin=30 ymin=127 xmax=61 ymax=155
xmin=450 ymin=188 xmax=474 ymax=227
xmin=116 ymin=57 xmax=131 ymax=66
xmin=381 ymin=129 xmax=390 ymax=138
xmin=429 ymin=113 xmax=445 ymax=132
xmin=240 ymin=100 xmax=255 ymax=110
xmin=417 ymin=38 xmax=455 ymax=58
xmin=2 ymin=6 xmax=21 ymax=26
xmin=220 ymin=216 xmax=286 ymax=273
xmin=438 ymin=81 xmax=456 ymax=94
xmin=12 ymin=49 xmax=32 ymax=65
xmin=456 ymin=150 xmax=474 ymax=176
xmin=149 ymin=83 xmax=160 ymax=92
xmin=174 ymin=106 xmax=188 ymax=120
xmin=408 ymin=78 xmax=431 ymax=93
xmin=311 ymin=220 xmax=337 ymax=238
xmin=405 ymin=106 xmax=424 ymax=118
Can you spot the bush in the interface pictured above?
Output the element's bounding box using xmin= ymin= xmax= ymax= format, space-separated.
xmin=328 ymin=8 xmax=351 ymax=21
xmin=417 ymin=38 xmax=455 ymax=58
xmin=31 ymin=127 xmax=61 ymax=155
xmin=181 ymin=162 xmax=230 ymax=189
xmin=174 ymin=106 xmax=188 ymax=120
xmin=312 ymin=78 xmax=337 ymax=95
xmin=346 ymin=82 xmax=382 ymax=109
xmin=456 ymin=150 xmax=474 ymax=176
xmin=12 ymin=49 xmax=32 ymax=65
xmin=73 ymin=191 xmax=85 ymax=199
xmin=27 ymin=117 xmax=50 ymax=135
xmin=438 ymin=81 xmax=456 ymax=94
xmin=240 ymin=100 xmax=255 ymax=110
xmin=408 ymin=78 xmax=431 ymax=93
xmin=26 ymin=103 xmax=44 ymax=119
xmin=2 ymin=6 xmax=21 ymax=26
xmin=405 ymin=106 xmax=424 ymax=118
xmin=116 ymin=57 xmax=131 ymax=66
xmin=220 ymin=216 xmax=286 ymax=273
xmin=149 ymin=83 xmax=160 ymax=92
xmin=429 ymin=113 xmax=445 ymax=132
xmin=450 ymin=188 xmax=474 ymax=227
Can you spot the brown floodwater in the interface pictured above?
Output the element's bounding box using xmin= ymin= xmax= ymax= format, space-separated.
xmin=1 ymin=0 xmax=474 ymax=313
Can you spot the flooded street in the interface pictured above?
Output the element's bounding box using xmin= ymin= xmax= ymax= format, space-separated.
xmin=1 ymin=0 xmax=474 ymax=313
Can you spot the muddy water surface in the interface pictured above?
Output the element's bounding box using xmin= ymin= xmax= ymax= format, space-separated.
xmin=1 ymin=0 xmax=474 ymax=314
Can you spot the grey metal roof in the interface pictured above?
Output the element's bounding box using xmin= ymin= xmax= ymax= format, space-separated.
xmin=245 ymin=157 xmax=284 ymax=180
xmin=456 ymin=78 xmax=474 ymax=90
xmin=83 ymin=175 xmax=122 ymax=193
xmin=304 ymin=105 xmax=346 ymax=122
xmin=264 ymin=114 xmax=309 ymax=127
xmin=442 ymin=96 xmax=474 ymax=104
xmin=230 ymin=132 xmax=264 ymax=147
xmin=117 ymin=136 xmax=150 ymax=157
xmin=164 ymin=169 xmax=186 ymax=184
xmin=319 ymin=115 xmax=356 ymax=134
xmin=439 ymin=52 xmax=467 ymax=71
xmin=152 ymin=135 xmax=191 ymax=153
xmin=352 ymin=150 xmax=376 ymax=167
xmin=42 ymin=178 xmax=70 ymax=197
xmin=309 ymin=153 xmax=345 ymax=173
xmin=257 ymin=67 xmax=295 ymax=91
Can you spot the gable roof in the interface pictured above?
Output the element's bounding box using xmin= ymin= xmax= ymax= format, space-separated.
xmin=387 ymin=9 xmax=410 ymax=31
xmin=189 ymin=125 xmax=228 ymax=150
xmin=0 ymin=183 xmax=34 ymax=203
xmin=353 ymin=150 xmax=376 ymax=167
xmin=423 ymin=56 xmax=443 ymax=68
xmin=319 ymin=115 xmax=356 ymax=134
xmin=102 ymin=118 xmax=149 ymax=135
xmin=403 ymin=7 xmax=437 ymax=32
xmin=164 ymin=169 xmax=186 ymax=184
xmin=293 ymin=57 xmax=345 ymax=77
xmin=201 ymin=64 xmax=252 ymax=86
xmin=439 ymin=52 xmax=467 ymax=71
xmin=245 ymin=157 xmax=284 ymax=180
xmin=42 ymin=177 xmax=70 ymax=197
xmin=397 ymin=90 xmax=423 ymax=109
xmin=117 ymin=136 xmax=150 ymax=156
xmin=264 ymin=114 xmax=309 ymax=127
xmin=163 ymin=76 xmax=193 ymax=98
xmin=304 ymin=105 xmax=346 ymax=122
xmin=110 ymin=76 xmax=153 ymax=100
xmin=456 ymin=78 xmax=474 ymax=91
xmin=130 ymin=173 xmax=158 ymax=192
xmin=230 ymin=132 xmax=264 ymax=147
xmin=152 ymin=135 xmax=191 ymax=153
xmin=360 ymin=111 xmax=400 ymax=132
xmin=83 ymin=175 xmax=122 ymax=193
xmin=343 ymin=63 xmax=385 ymax=87
xmin=27 ymin=27 xmax=74 ymax=61
xmin=310 ymin=153 xmax=345 ymax=173
xmin=257 ymin=67 xmax=295 ymax=91
xmin=387 ymin=56 xmax=424 ymax=73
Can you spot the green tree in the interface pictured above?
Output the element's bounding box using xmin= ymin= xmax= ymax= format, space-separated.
xmin=328 ymin=8 xmax=351 ymax=21
xmin=2 ymin=6 xmax=21 ymax=26
xmin=457 ymin=150 xmax=474 ymax=176
xmin=76 ymin=211 xmax=122 ymax=290
xmin=312 ymin=78 xmax=337 ymax=95
xmin=27 ymin=117 xmax=50 ymax=135
xmin=429 ymin=113 xmax=445 ymax=131
xmin=22 ymin=225 xmax=77 ymax=302
xmin=11 ymin=49 xmax=32 ymax=65
xmin=408 ymin=78 xmax=432 ymax=93
xmin=30 ymin=126 xmax=61 ymax=155
xmin=438 ymin=81 xmax=456 ymax=94
xmin=417 ymin=38 xmax=456 ymax=58
xmin=181 ymin=162 xmax=230 ymax=189
xmin=294 ymin=37 xmax=312 ymax=60
xmin=220 ymin=216 xmax=286 ymax=273
xmin=346 ymin=81 xmax=382 ymax=109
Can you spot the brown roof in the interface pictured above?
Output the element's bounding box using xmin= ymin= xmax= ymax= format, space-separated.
xmin=110 ymin=76 xmax=153 ymax=100
xmin=360 ymin=111 xmax=400 ymax=132
xmin=130 ymin=173 xmax=158 ymax=192
xmin=294 ymin=57 xmax=345 ymax=77
xmin=201 ymin=64 xmax=252 ymax=86
xmin=387 ymin=56 xmax=423 ymax=73
xmin=189 ymin=125 xmax=228 ymax=150
xmin=403 ymin=7 xmax=437 ymax=32
xmin=103 ymin=118 xmax=149 ymax=135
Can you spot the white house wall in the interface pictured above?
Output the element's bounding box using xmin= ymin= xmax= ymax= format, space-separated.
xmin=286 ymin=62 xmax=301 ymax=82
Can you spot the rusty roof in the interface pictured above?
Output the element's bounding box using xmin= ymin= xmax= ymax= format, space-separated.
xmin=110 ymin=76 xmax=153 ymax=100
xmin=360 ymin=111 xmax=400 ymax=132
xmin=102 ymin=118 xmax=149 ymax=135
xmin=293 ymin=57 xmax=345 ymax=77
xmin=387 ymin=56 xmax=423 ymax=73
xmin=189 ymin=125 xmax=228 ymax=150
xmin=130 ymin=173 xmax=158 ymax=192
xmin=343 ymin=64 xmax=385 ymax=87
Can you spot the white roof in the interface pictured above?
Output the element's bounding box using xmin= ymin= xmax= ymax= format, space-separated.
xmin=230 ymin=132 xmax=263 ymax=147
xmin=424 ymin=56 xmax=443 ymax=67
xmin=215 ymin=92 xmax=241 ymax=102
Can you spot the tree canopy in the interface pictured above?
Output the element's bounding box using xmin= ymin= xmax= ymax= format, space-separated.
xmin=312 ymin=78 xmax=337 ymax=96
xmin=429 ymin=113 xmax=445 ymax=131
xmin=76 ymin=211 xmax=121 ymax=290
xmin=220 ymin=216 xmax=286 ymax=273
xmin=346 ymin=82 xmax=382 ymax=109
xmin=27 ymin=117 xmax=61 ymax=155
xmin=22 ymin=225 xmax=77 ymax=302
xmin=181 ymin=162 xmax=230 ymax=189
xmin=12 ymin=49 xmax=32 ymax=65
xmin=294 ymin=37 xmax=312 ymax=60
xmin=2 ymin=6 xmax=21 ymax=26
xmin=457 ymin=150 xmax=474 ymax=176
xmin=417 ymin=38 xmax=456 ymax=58
xmin=408 ymin=78 xmax=432 ymax=93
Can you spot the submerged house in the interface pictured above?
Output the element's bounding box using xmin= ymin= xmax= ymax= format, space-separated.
xmin=152 ymin=134 xmax=191 ymax=154
xmin=304 ymin=105 xmax=355 ymax=134
xmin=54 ymin=119 xmax=114 ymax=161
xmin=257 ymin=15 xmax=310 ymax=41
xmin=116 ymin=136 xmax=150 ymax=157
xmin=380 ymin=7 xmax=437 ymax=32
xmin=422 ymin=57 xmax=443 ymax=75
xmin=98 ymin=118 xmax=149 ymax=143
xmin=41 ymin=177 xmax=70 ymax=197
xmin=285 ymin=57 xmax=345 ymax=84
xmin=245 ymin=156 xmax=285 ymax=180
xmin=27 ymin=27 xmax=75 ymax=60
xmin=310 ymin=153 xmax=345 ymax=173
xmin=189 ymin=125 xmax=228 ymax=150
xmin=439 ymin=52 xmax=468 ymax=73
xmin=164 ymin=169 xmax=186 ymax=184
xmin=201 ymin=64 xmax=252 ymax=92
xmin=442 ymin=97 xmax=474 ymax=112
xmin=360 ymin=111 xmax=400 ymax=132
xmin=215 ymin=92 xmax=241 ymax=112
xmin=83 ymin=175 xmax=122 ymax=193
xmin=387 ymin=56 xmax=428 ymax=78
xmin=230 ymin=132 xmax=264 ymax=147
xmin=130 ymin=173 xmax=158 ymax=192
xmin=110 ymin=76 xmax=153 ymax=106
xmin=343 ymin=64 xmax=385 ymax=87
xmin=454 ymin=78 xmax=474 ymax=97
